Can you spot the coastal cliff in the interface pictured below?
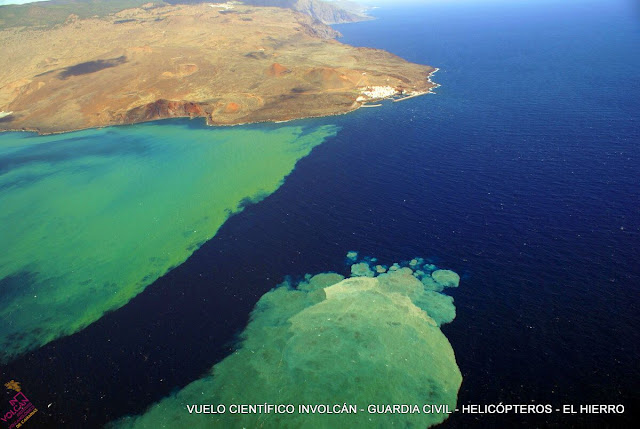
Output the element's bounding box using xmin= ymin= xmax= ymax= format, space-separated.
xmin=243 ymin=0 xmax=371 ymax=24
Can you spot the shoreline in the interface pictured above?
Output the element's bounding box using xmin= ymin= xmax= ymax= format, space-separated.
xmin=0 ymin=104 xmax=363 ymax=137
xmin=0 ymin=69 xmax=440 ymax=137
xmin=0 ymin=82 xmax=440 ymax=137
xmin=427 ymin=67 xmax=441 ymax=93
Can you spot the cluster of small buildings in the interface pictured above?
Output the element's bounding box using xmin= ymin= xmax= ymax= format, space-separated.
xmin=356 ymin=86 xmax=399 ymax=102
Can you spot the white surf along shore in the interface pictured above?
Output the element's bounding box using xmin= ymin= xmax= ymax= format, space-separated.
xmin=356 ymin=67 xmax=441 ymax=106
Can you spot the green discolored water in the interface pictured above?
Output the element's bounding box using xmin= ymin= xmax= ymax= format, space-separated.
xmin=0 ymin=120 xmax=338 ymax=361
xmin=111 ymin=256 xmax=462 ymax=429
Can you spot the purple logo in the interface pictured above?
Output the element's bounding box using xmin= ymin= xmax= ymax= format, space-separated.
xmin=2 ymin=381 xmax=37 ymax=429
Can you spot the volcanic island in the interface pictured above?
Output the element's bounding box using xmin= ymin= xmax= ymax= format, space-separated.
xmin=0 ymin=2 xmax=437 ymax=134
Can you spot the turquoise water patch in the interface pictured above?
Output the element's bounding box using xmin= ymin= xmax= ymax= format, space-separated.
xmin=0 ymin=120 xmax=338 ymax=362
xmin=111 ymin=256 xmax=462 ymax=429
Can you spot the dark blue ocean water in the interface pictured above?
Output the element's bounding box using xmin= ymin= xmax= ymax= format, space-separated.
xmin=2 ymin=0 xmax=638 ymax=427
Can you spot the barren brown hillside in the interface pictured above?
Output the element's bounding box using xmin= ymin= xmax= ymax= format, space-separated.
xmin=0 ymin=2 xmax=436 ymax=133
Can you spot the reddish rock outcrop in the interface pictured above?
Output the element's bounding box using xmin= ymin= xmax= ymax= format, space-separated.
xmin=267 ymin=63 xmax=290 ymax=77
xmin=125 ymin=100 xmax=206 ymax=123
xmin=224 ymin=102 xmax=241 ymax=114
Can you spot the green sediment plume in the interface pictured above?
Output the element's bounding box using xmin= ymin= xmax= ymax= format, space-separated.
xmin=111 ymin=256 xmax=462 ymax=429
xmin=0 ymin=120 xmax=338 ymax=362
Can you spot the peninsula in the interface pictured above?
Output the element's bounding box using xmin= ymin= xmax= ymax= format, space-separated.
xmin=0 ymin=2 xmax=437 ymax=134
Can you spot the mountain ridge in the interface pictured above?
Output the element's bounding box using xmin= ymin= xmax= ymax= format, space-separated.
xmin=0 ymin=0 xmax=370 ymax=28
